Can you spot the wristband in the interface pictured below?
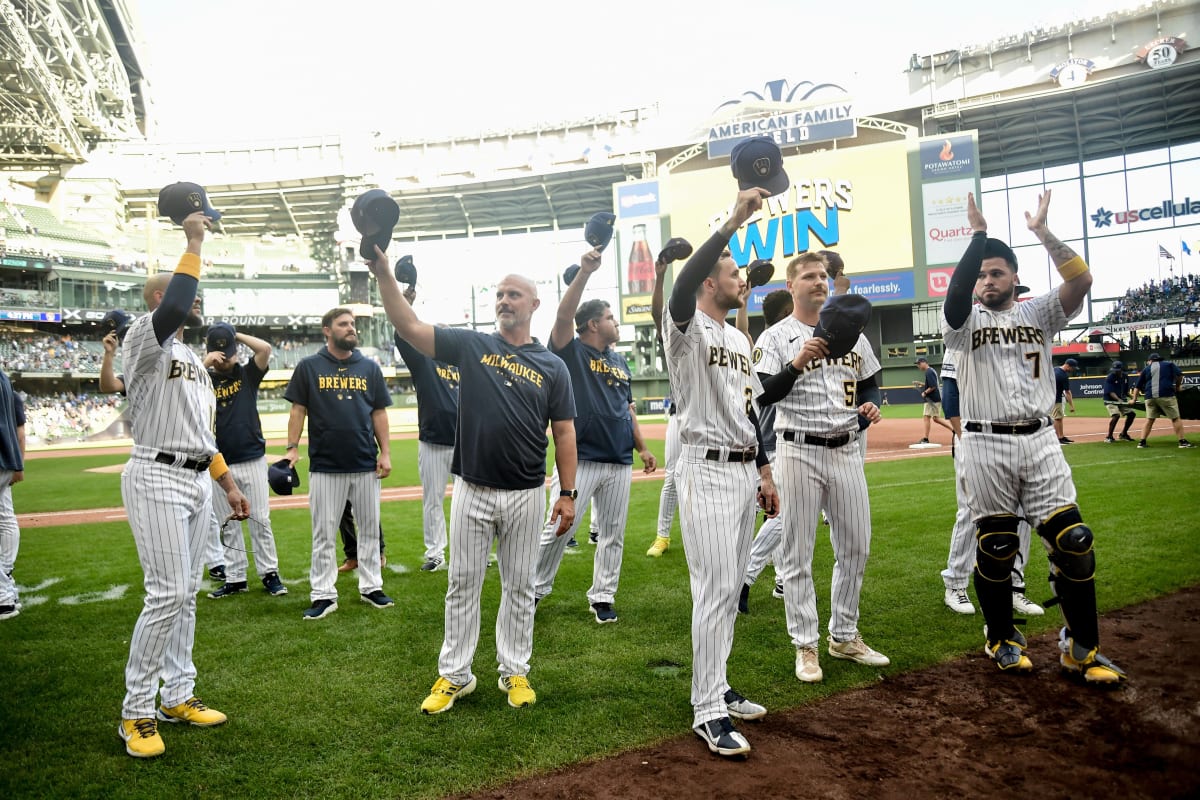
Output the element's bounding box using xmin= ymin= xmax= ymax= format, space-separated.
xmin=286 ymin=442 xmax=299 ymax=450
xmin=176 ymin=252 xmax=201 ymax=279
xmin=207 ymin=452 xmax=228 ymax=482
xmin=1056 ymin=256 xmax=1089 ymax=281
xmin=786 ymin=362 xmax=802 ymax=377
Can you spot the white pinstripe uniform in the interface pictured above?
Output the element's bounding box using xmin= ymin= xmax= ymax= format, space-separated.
xmin=743 ymin=402 xmax=781 ymax=586
xmin=211 ymin=457 xmax=278 ymax=580
xmin=655 ymin=410 xmax=681 ymax=539
xmin=120 ymin=311 xmax=218 ymax=719
xmin=418 ymin=442 xmax=453 ymax=560
xmin=664 ymin=306 xmax=762 ymax=728
xmin=941 ymin=292 xmax=1078 ymax=522
xmin=755 ymin=320 xmax=880 ymax=648
xmin=536 ymin=463 xmax=631 ymax=602
xmin=940 ymin=347 xmax=1033 ymax=594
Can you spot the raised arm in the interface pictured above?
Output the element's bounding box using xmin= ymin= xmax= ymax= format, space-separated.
xmin=552 ymin=249 xmax=602 ymax=350
xmin=944 ymin=193 xmax=988 ymax=331
xmin=1025 ymin=190 xmax=1091 ymax=316
xmin=152 ymin=213 xmax=208 ymax=345
xmin=237 ymin=331 xmax=273 ymax=371
xmin=651 ymin=257 xmax=670 ymax=332
xmin=99 ymin=332 xmax=124 ymax=394
xmin=366 ymin=245 xmax=437 ymax=357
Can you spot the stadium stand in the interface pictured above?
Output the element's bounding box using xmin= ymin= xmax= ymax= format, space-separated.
xmin=1105 ymin=274 xmax=1200 ymax=324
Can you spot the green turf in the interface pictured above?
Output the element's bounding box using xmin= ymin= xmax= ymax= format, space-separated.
xmin=1 ymin=440 xmax=1197 ymax=799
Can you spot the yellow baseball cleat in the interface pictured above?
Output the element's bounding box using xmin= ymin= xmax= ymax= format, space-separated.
xmin=119 ymin=718 xmax=165 ymax=758
xmin=157 ymin=696 xmax=227 ymax=726
xmin=646 ymin=536 xmax=670 ymax=557
xmin=1059 ymin=633 xmax=1127 ymax=684
xmin=984 ymin=628 xmax=1033 ymax=673
xmin=499 ymin=675 xmax=536 ymax=708
xmin=421 ymin=675 xmax=476 ymax=715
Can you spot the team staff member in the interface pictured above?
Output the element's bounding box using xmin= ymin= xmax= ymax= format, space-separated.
xmin=913 ymin=357 xmax=953 ymax=445
xmin=394 ymin=285 xmax=459 ymax=571
xmin=943 ymin=190 xmax=1124 ymax=683
xmin=756 ymin=252 xmax=888 ymax=685
xmin=118 ymin=212 xmax=250 ymax=758
xmin=1132 ymin=353 xmax=1193 ymax=448
xmin=203 ymin=323 xmax=287 ymax=598
xmin=0 ymin=366 xmax=24 ymax=621
xmin=367 ymin=249 xmax=577 ymax=713
xmin=1052 ymin=358 xmax=1078 ymax=444
xmin=666 ymin=187 xmax=778 ymax=758
xmin=285 ymin=308 xmax=393 ymax=620
xmin=1102 ymin=361 xmax=1137 ymax=443
xmin=533 ymin=249 xmax=656 ymax=624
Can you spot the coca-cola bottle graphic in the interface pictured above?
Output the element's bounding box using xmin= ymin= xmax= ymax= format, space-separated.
xmin=627 ymin=223 xmax=655 ymax=295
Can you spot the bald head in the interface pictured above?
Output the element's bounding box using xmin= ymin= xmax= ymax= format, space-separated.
xmin=143 ymin=273 xmax=171 ymax=309
xmin=494 ymin=273 xmax=540 ymax=339
xmin=498 ymin=273 xmax=537 ymax=298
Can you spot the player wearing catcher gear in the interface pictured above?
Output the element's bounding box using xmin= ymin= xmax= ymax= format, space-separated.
xmin=533 ymin=248 xmax=657 ymax=624
xmin=0 ymin=367 xmax=25 ymax=622
xmin=367 ymin=248 xmax=577 ymax=714
xmin=1132 ymin=353 xmax=1193 ymax=448
xmin=755 ymin=252 xmax=888 ymax=685
xmin=285 ymin=308 xmax=394 ymax=620
xmin=666 ymin=188 xmax=779 ymax=758
xmin=203 ymin=323 xmax=287 ymax=599
xmin=118 ymin=211 xmax=250 ymax=758
xmin=943 ymin=190 xmax=1125 ymax=684
xmin=1102 ymin=362 xmax=1137 ymax=443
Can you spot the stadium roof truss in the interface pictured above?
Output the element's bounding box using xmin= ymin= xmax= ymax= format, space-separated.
xmin=0 ymin=0 xmax=145 ymax=170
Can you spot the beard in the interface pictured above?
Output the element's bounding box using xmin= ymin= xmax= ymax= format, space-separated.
xmin=979 ymin=285 xmax=1015 ymax=309
xmin=185 ymin=308 xmax=204 ymax=327
xmin=332 ymin=333 xmax=357 ymax=351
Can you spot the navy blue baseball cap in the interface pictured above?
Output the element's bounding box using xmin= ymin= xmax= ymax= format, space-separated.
xmin=268 ymin=458 xmax=300 ymax=496
xmin=746 ymin=258 xmax=775 ymax=288
xmin=351 ymin=189 xmax=400 ymax=260
xmin=563 ymin=264 xmax=582 ymax=286
xmin=1064 ymin=358 xmax=1079 ymax=368
xmin=1148 ymin=352 xmax=1162 ymax=361
xmin=101 ymin=309 xmax=132 ymax=340
xmin=730 ymin=137 xmax=790 ymax=196
xmin=394 ymin=255 xmax=417 ymax=286
xmin=1111 ymin=360 xmax=1125 ymax=371
xmin=657 ymin=237 xmax=693 ymax=264
xmin=205 ymin=322 xmax=238 ymax=358
xmin=158 ymin=182 xmax=222 ymax=226
xmin=813 ymin=294 xmax=872 ymax=360
xmin=584 ymin=212 xmax=616 ymax=252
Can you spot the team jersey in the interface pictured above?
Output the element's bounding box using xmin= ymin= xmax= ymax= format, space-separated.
xmin=284 ymin=348 xmax=392 ymax=473
xmin=1136 ymin=360 xmax=1182 ymax=398
xmin=395 ymin=334 xmax=459 ymax=446
xmin=435 ymin=327 xmax=575 ymax=490
xmin=941 ymin=291 xmax=1075 ymax=422
xmin=211 ymin=359 xmax=267 ymax=464
xmin=550 ymin=337 xmax=635 ymax=465
xmin=663 ymin=306 xmax=761 ymax=450
xmin=754 ymin=317 xmax=880 ymax=436
xmin=0 ymin=370 xmax=24 ymax=471
xmin=122 ymin=313 xmax=216 ymax=458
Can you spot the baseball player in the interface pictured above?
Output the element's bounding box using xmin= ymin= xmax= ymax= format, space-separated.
xmin=285 ymin=307 xmax=394 ymax=620
xmin=943 ymin=190 xmax=1124 ymax=683
xmin=1102 ymin=361 xmax=1138 ymax=442
xmin=0 ymin=366 xmax=25 ymax=622
xmin=1052 ymin=358 xmax=1078 ymax=444
xmin=1132 ymin=353 xmax=1194 ymax=448
xmin=755 ymin=252 xmax=888 ymax=685
xmin=533 ymin=249 xmax=657 ymax=624
xmin=913 ymin=357 xmax=954 ymax=444
xmin=666 ymin=187 xmax=779 ymax=758
xmin=118 ymin=211 xmax=250 ymax=758
xmin=367 ymin=249 xmax=577 ymax=714
xmin=940 ymin=343 xmax=1043 ymax=617
xmin=393 ymin=284 xmax=459 ymax=571
xmin=203 ymin=323 xmax=287 ymax=598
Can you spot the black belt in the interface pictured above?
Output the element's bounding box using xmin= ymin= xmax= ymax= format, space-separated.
xmin=705 ymin=447 xmax=757 ymax=463
xmin=155 ymin=452 xmax=212 ymax=472
xmin=782 ymin=431 xmax=852 ymax=448
xmin=964 ymin=419 xmax=1045 ymax=435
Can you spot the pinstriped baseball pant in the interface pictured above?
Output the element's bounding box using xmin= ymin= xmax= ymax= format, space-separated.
xmin=418 ymin=441 xmax=452 ymax=562
xmin=121 ymin=457 xmax=213 ymax=718
xmin=211 ymin=456 xmax=279 ymax=581
xmin=656 ymin=413 xmax=681 ymax=539
xmin=438 ymin=479 xmax=543 ymax=682
xmin=0 ymin=470 xmax=19 ymax=606
xmin=309 ymin=472 xmax=382 ymax=602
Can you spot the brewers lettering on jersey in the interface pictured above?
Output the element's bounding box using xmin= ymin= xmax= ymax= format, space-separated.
xmin=665 ymin=187 xmax=779 ymax=759
xmin=117 ymin=212 xmax=249 ymax=759
xmin=366 ymin=245 xmax=577 ymax=715
xmin=942 ymin=190 xmax=1125 ymax=685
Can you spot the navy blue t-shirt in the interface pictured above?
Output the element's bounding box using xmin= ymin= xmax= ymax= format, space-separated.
xmin=922 ymin=366 xmax=941 ymax=404
xmin=285 ymin=348 xmax=392 ymax=473
xmin=550 ymin=337 xmax=634 ymax=465
xmin=1136 ymin=360 xmax=1181 ymax=398
xmin=1053 ymin=366 xmax=1070 ymax=404
xmin=211 ymin=359 xmax=267 ymax=464
xmin=0 ymin=370 xmax=25 ymax=472
xmin=395 ymin=333 xmax=459 ymax=446
xmin=1103 ymin=371 xmax=1129 ymax=402
xmin=435 ymin=328 xmax=575 ymax=490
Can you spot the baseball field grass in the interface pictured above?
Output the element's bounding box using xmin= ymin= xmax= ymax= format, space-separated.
xmin=1 ymin=436 xmax=1197 ymax=799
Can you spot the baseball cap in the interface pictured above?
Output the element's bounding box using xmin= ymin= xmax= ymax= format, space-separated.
xmin=584 ymin=212 xmax=616 ymax=252
xmin=205 ymin=322 xmax=238 ymax=358
xmin=563 ymin=264 xmax=581 ymax=286
xmin=351 ymin=189 xmax=400 ymax=260
xmin=1148 ymin=352 xmax=1162 ymax=361
xmin=1064 ymin=358 xmax=1079 ymax=368
xmin=916 ymin=357 xmax=929 ymax=365
xmin=267 ymin=458 xmax=300 ymax=496
xmin=813 ymin=294 xmax=872 ymax=360
xmin=1015 ymin=284 xmax=1031 ymax=296
xmin=158 ymin=182 xmax=222 ymax=226
xmin=1111 ymin=360 xmax=1125 ymax=371
xmin=730 ymin=137 xmax=790 ymax=196
xmin=657 ymin=237 xmax=693 ymax=264
xmin=394 ymin=255 xmax=417 ymax=286
xmin=101 ymin=309 xmax=132 ymax=340
xmin=746 ymin=259 xmax=775 ymax=288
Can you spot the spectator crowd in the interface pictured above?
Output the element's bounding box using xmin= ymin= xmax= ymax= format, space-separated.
xmin=1106 ymin=273 xmax=1200 ymax=324
xmin=19 ymin=390 xmax=123 ymax=443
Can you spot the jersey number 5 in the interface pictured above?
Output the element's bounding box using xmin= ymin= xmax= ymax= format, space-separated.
xmin=1024 ymin=351 xmax=1041 ymax=379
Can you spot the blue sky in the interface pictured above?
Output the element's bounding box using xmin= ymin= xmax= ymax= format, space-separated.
xmin=131 ymin=0 xmax=1117 ymax=144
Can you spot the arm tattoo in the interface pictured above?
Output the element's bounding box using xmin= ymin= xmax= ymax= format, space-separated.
xmin=1039 ymin=229 xmax=1078 ymax=267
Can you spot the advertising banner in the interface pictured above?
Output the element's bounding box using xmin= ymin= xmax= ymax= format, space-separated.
xmin=921 ymin=178 xmax=976 ymax=265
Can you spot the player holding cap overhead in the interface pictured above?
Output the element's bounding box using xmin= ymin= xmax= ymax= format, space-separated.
xmin=666 ymin=148 xmax=782 ymax=756
xmin=202 ymin=323 xmax=287 ymax=599
xmin=366 ymin=245 xmax=577 ymax=714
xmin=118 ymin=187 xmax=250 ymax=758
xmin=943 ymin=190 xmax=1125 ymax=683
xmin=533 ymin=243 xmax=657 ymax=624
xmin=755 ymin=252 xmax=888 ymax=685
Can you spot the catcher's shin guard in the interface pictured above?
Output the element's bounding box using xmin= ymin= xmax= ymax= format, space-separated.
xmin=1038 ymin=505 xmax=1100 ymax=650
xmin=973 ymin=514 xmax=1020 ymax=644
